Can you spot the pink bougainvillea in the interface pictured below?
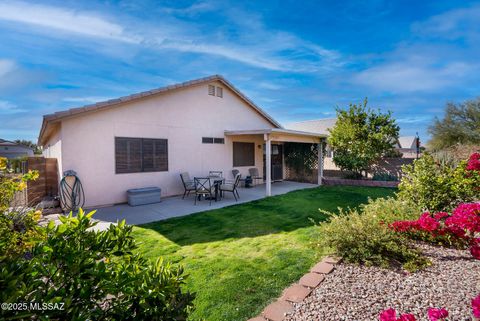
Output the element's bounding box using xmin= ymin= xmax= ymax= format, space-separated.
xmin=390 ymin=202 xmax=480 ymax=260
xmin=445 ymin=203 xmax=480 ymax=234
xmin=379 ymin=309 xmax=417 ymax=321
xmin=466 ymin=152 xmax=480 ymax=171
xmin=471 ymin=239 xmax=480 ymax=260
xmin=379 ymin=308 xmax=397 ymax=321
xmin=398 ymin=313 xmax=417 ymax=321
xmin=427 ymin=308 xmax=449 ymax=321
xmin=472 ymin=294 xmax=480 ymax=318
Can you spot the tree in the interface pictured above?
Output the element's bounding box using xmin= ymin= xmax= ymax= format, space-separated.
xmin=428 ymin=98 xmax=480 ymax=150
xmin=14 ymin=139 xmax=42 ymax=154
xmin=328 ymin=99 xmax=399 ymax=177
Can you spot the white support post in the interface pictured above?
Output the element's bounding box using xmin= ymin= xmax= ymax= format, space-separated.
xmin=318 ymin=141 xmax=324 ymax=185
xmin=265 ymin=135 xmax=272 ymax=196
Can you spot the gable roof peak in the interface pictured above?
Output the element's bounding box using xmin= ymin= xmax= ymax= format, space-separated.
xmin=38 ymin=74 xmax=282 ymax=145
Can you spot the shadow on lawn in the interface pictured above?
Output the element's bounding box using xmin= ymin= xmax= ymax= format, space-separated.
xmin=136 ymin=186 xmax=395 ymax=246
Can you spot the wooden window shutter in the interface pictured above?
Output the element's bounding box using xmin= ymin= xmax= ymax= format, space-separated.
xmin=208 ymin=85 xmax=215 ymax=96
xmin=115 ymin=137 xmax=142 ymax=173
xmin=233 ymin=142 xmax=255 ymax=167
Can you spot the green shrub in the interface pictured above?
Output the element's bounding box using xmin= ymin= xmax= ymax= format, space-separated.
xmin=372 ymin=172 xmax=398 ymax=181
xmin=0 ymin=210 xmax=194 ymax=320
xmin=319 ymin=197 xmax=430 ymax=272
xmin=0 ymin=161 xmax=42 ymax=258
xmin=398 ymin=154 xmax=480 ymax=212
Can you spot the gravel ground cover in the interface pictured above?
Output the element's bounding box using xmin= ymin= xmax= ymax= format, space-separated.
xmin=285 ymin=243 xmax=480 ymax=321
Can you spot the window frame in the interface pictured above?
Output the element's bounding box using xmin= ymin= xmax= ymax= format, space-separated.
xmin=115 ymin=137 xmax=168 ymax=174
xmin=208 ymin=85 xmax=215 ymax=96
xmin=233 ymin=142 xmax=255 ymax=167
xmin=216 ymin=87 xmax=223 ymax=98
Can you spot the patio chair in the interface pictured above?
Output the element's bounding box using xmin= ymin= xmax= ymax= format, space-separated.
xmin=220 ymin=173 xmax=241 ymax=201
xmin=194 ymin=177 xmax=214 ymax=205
xmin=180 ymin=172 xmax=195 ymax=199
xmin=232 ymin=169 xmax=246 ymax=187
xmin=208 ymin=171 xmax=223 ymax=178
xmin=248 ymin=168 xmax=263 ymax=186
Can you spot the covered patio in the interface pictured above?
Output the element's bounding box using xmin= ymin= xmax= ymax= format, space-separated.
xmin=225 ymin=128 xmax=327 ymax=196
xmin=92 ymin=181 xmax=318 ymax=226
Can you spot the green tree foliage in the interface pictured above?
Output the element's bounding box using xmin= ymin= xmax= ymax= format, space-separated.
xmin=428 ymin=98 xmax=480 ymax=150
xmin=328 ymin=99 xmax=400 ymax=176
xmin=13 ymin=139 xmax=42 ymax=154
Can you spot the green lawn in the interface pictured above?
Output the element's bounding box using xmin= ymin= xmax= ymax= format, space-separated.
xmin=132 ymin=186 xmax=395 ymax=321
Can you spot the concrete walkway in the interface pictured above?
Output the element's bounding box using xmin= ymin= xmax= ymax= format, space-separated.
xmin=91 ymin=181 xmax=317 ymax=227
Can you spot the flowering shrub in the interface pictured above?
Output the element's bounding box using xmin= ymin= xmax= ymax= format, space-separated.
xmin=471 ymin=238 xmax=480 ymax=260
xmin=398 ymin=153 xmax=480 ymax=212
xmin=390 ymin=202 xmax=480 ymax=259
xmin=319 ymin=197 xmax=429 ymax=272
xmin=379 ymin=308 xmax=448 ymax=321
xmin=380 ymin=294 xmax=480 ymax=320
xmin=379 ymin=308 xmax=416 ymax=321
xmin=467 ymin=152 xmax=480 ymax=171
xmin=427 ymin=308 xmax=449 ymax=321
xmin=473 ymin=294 xmax=480 ymax=318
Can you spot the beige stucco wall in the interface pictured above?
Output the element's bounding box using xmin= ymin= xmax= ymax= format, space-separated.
xmin=52 ymin=80 xmax=274 ymax=207
xmin=43 ymin=127 xmax=63 ymax=175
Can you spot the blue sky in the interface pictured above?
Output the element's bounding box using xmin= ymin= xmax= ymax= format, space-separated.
xmin=1 ymin=0 xmax=480 ymax=143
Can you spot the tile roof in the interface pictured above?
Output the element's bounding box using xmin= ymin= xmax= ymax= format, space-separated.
xmin=38 ymin=74 xmax=282 ymax=144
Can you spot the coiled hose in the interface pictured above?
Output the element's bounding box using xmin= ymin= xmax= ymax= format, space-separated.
xmin=59 ymin=170 xmax=85 ymax=213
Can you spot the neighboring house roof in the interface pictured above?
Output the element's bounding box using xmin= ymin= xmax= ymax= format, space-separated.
xmin=0 ymin=139 xmax=34 ymax=159
xmin=398 ymin=136 xmax=417 ymax=149
xmin=38 ymin=75 xmax=283 ymax=145
xmin=0 ymin=139 xmax=33 ymax=150
xmin=285 ymin=118 xmax=337 ymax=135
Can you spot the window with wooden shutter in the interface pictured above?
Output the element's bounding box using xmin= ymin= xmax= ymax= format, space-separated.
xmin=216 ymin=87 xmax=223 ymax=98
xmin=115 ymin=137 xmax=168 ymax=173
xmin=233 ymin=142 xmax=255 ymax=167
xmin=208 ymin=85 xmax=215 ymax=96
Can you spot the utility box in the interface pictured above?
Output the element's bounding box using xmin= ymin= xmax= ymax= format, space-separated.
xmin=127 ymin=187 xmax=161 ymax=206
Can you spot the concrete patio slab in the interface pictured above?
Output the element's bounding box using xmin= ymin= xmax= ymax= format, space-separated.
xmin=91 ymin=181 xmax=317 ymax=227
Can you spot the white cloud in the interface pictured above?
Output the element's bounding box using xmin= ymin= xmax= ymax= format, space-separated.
xmin=0 ymin=100 xmax=26 ymax=114
xmin=412 ymin=4 xmax=480 ymax=40
xmin=162 ymin=1 xmax=216 ymax=16
xmin=63 ymin=96 xmax=113 ymax=104
xmin=0 ymin=59 xmax=16 ymax=78
xmin=353 ymin=61 xmax=473 ymax=93
xmin=0 ymin=1 xmax=138 ymax=43
xmin=0 ymin=1 xmax=343 ymax=73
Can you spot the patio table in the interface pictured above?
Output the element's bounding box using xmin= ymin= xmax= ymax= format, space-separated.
xmin=194 ymin=176 xmax=225 ymax=202
xmin=208 ymin=176 xmax=225 ymax=201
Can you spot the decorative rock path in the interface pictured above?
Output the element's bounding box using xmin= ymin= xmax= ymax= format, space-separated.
xmin=247 ymin=256 xmax=341 ymax=321
xmin=284 ymin=243 xmax=480 ymax=321
xmin=249 ymin=244 xmax=480 ymax=320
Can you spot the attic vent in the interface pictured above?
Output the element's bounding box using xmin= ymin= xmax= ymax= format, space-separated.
xmin=216 ymin=87 xmax=223 ymax=98
xmin=208 ymin=85 xmax=215 ymax=96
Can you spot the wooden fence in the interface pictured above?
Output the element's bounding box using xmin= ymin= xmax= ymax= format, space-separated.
xmin=26 ymin=157 xmax=58 ymax=206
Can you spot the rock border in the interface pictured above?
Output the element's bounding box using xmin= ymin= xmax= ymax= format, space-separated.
xmin=247 ymin=256 xmax=342 ymax=321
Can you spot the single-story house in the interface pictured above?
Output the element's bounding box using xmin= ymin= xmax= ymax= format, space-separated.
xmin=39 ymin=75 xmax=326 ymax=208
xmin=0 ymin=139 xmax=34 ymax=159
xmin=396 ymin=136 xmax=420 ymax=158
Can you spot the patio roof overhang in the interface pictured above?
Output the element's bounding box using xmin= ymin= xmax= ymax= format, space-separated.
xmin=224 ymin=128 xmax=327 ymax=144
xmin=225 ymin=128 xmax=326 ymax=196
